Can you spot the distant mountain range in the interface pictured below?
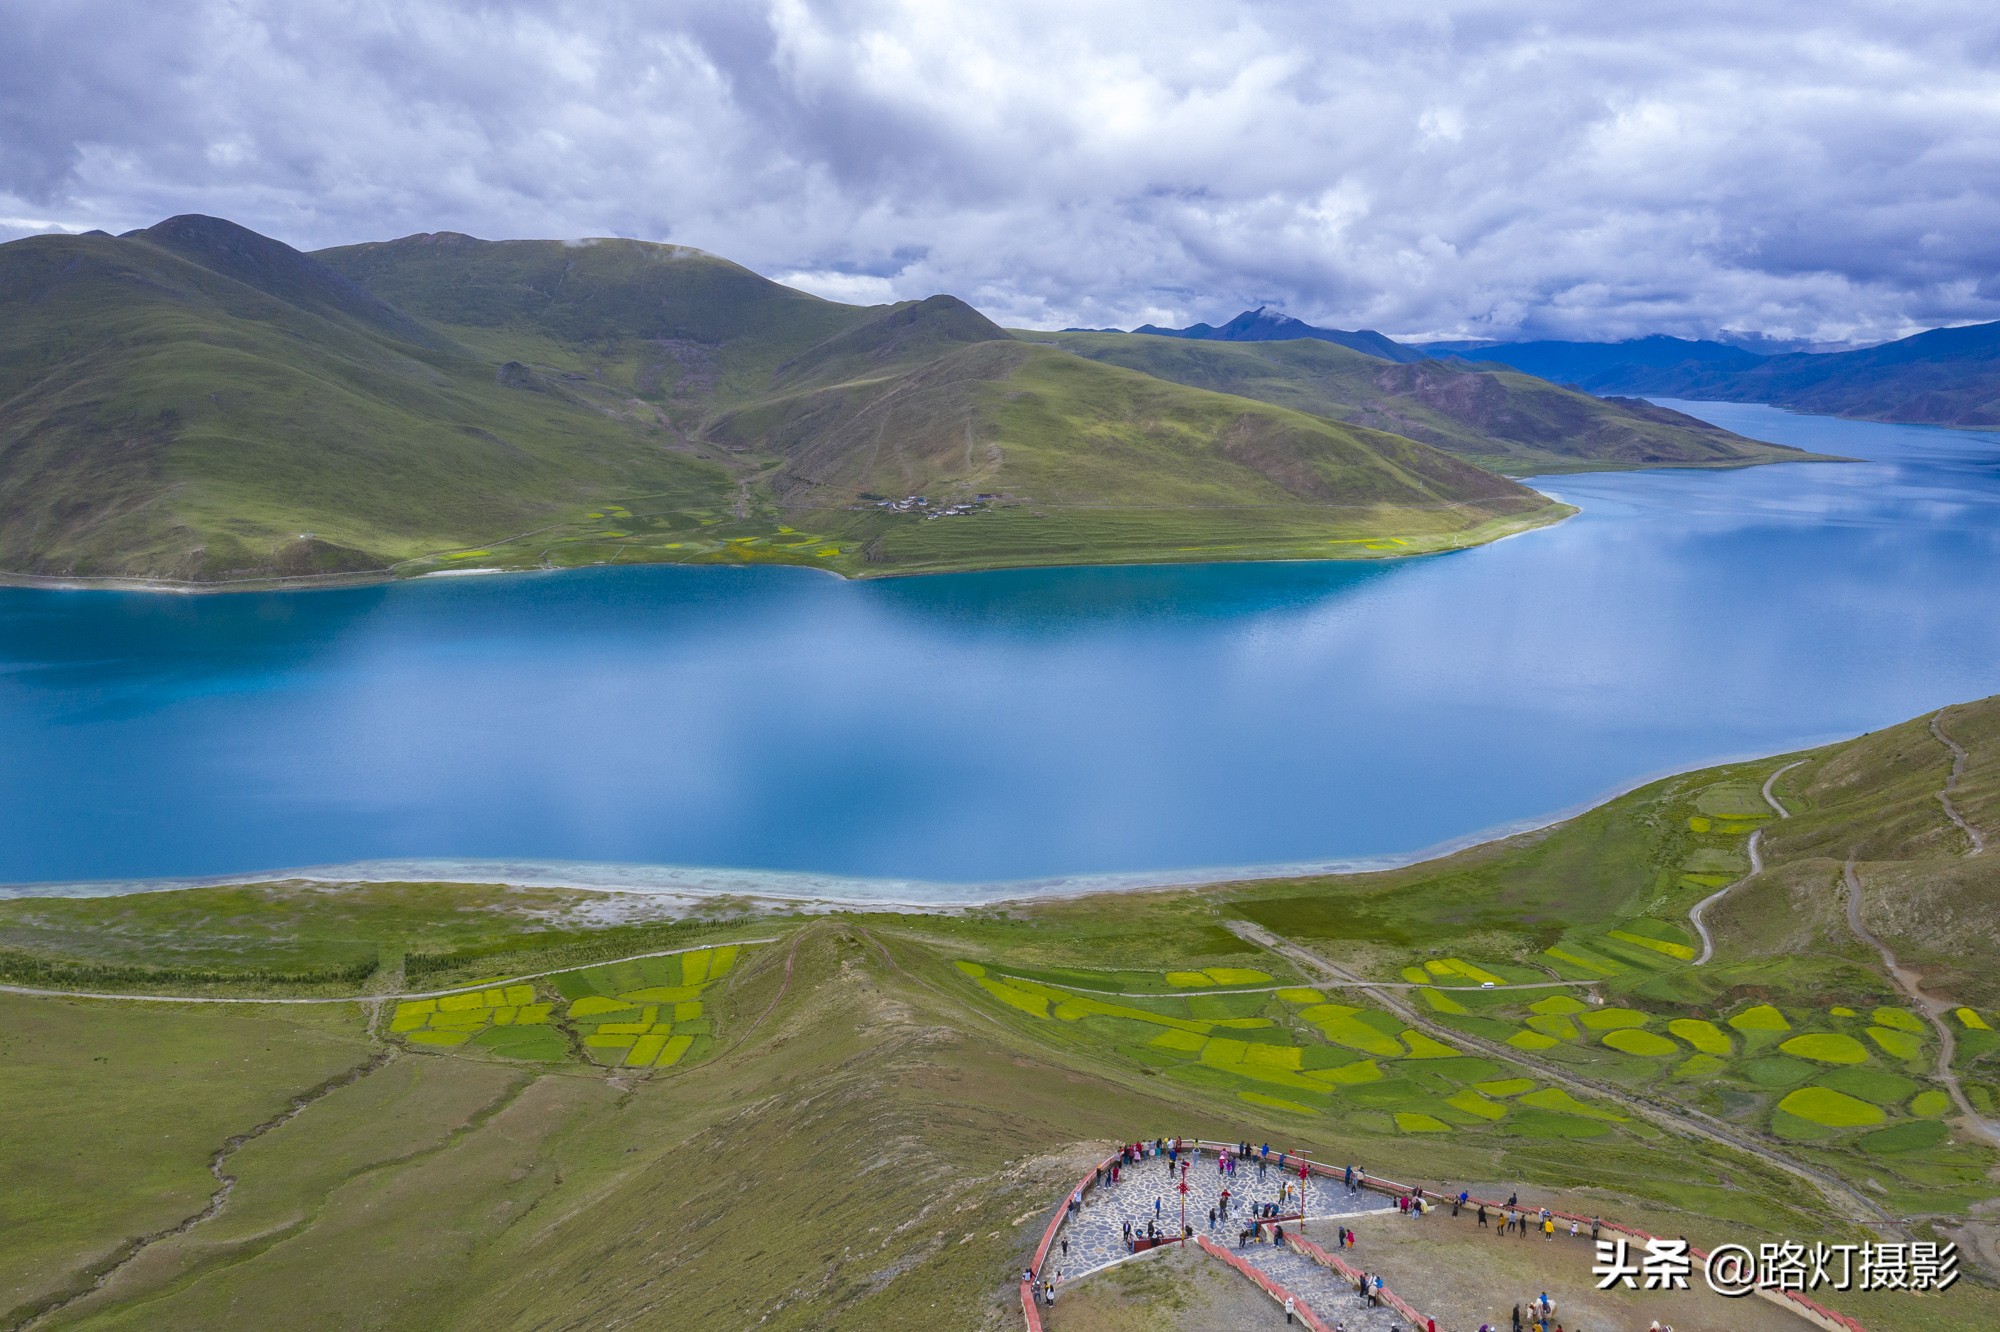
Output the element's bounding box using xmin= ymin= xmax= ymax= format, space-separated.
xmin=1130 ymin=309 xmax=2000 ymax=429
xmin=1426 ymin=327 xmax=2000 ymax=426
xmin=1414 ymin=335 xmax=1767 ymax=392
xmin=1120 ymin=306 xmax=1426 ymax=364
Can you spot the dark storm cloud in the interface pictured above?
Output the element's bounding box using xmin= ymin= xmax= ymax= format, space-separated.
xmin=3 ymin=0 xmax=1998 ymax=341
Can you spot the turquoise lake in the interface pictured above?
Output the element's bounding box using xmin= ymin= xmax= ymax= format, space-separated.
xmin=3 ymin=401 xmax=1999 ymax=896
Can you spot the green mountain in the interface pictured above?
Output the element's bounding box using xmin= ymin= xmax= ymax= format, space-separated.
xmin=1038 ymin=330 xmax=1816 ymax=474
xmin=313 ymin=234 xmax=1567 ymax=574
xmin=0 ymin=217 xmax=733 ymax=580
xmin=13 ymin=216 xmax=1863 ymax=585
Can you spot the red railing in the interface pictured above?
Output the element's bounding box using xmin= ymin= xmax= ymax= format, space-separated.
xmin=1287 ymin=1233 xmax=1429 ymax=1329
xmin=1020 ymin=1151 xmax=1119 ymax=1332
xmin=1195 ymin=1235 xmax=1336 ymax=1332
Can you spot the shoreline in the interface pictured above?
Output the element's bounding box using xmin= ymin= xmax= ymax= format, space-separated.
xmin=0 ymin=399 xmax=1879 ymax=598
xmin=0 ymin=510 xmax=1567 ymax=597
xmin=0 ymin=567 xmax=402 ymax=595
xmin=0 ymin=740 xmax=1830 ymax=909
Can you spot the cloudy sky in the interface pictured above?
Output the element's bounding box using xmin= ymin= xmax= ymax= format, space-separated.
xmin=4 ymin=1 xmax=1997 ymax=342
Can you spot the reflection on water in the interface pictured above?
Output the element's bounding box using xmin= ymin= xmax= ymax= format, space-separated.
xmin=3 ymin=402 xmax=2000 ymax=891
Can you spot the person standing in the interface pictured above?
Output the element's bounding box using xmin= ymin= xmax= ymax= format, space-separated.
xmin=1284 ymin=1295 xmax=1296 ymax=1324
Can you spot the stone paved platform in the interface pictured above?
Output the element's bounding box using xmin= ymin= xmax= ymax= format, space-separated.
xmin=1044 ymin=1149 xmax=1397 ymax=1282
xmin=1240 ymin=1240 xmax=1409 ymax=1332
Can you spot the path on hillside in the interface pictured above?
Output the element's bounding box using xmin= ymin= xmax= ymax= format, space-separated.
xmin=0 ymin=937 xmax=779 ymax=1007
xmin=1690 ymin=759 xmax=1805 ymax=966
xmin=1932 ymin=710 xmax=1986 ymax=855
xmin=1841 ymin=858 xmax=2000 ymax=1148
xmin=7 ymin=1050 xmax=397 ymax=1332
xmin=1224 ymin=919 xmax=1897 ymax=1234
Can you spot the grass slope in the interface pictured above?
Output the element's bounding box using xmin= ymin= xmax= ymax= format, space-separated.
xmin=318 ymin=238 xmax=1569 ymax=575
xmin=713 ymin=328 xmax=1565 ymax=573
xmin=1037 ymin=331 xmax=1823 ymax=475
xmin=0 ymin=218 xmax=735 ymax=580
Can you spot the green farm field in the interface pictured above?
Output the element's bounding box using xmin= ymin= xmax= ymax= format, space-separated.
xmin=3 ymin=695 xmax=1999 ymax=1329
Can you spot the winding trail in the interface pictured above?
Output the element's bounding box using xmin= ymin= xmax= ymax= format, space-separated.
xmin=1690 ymin=759 xmax=1804 ymax=966
xmin=734 ymin=933 xmax=802 ymax=1043
xmin=1225 ymin=919 xmax=1897 ymax=1234
xmin=6 ymin=1050 xmax=396 ymax=1332
xmin=1931 ymin=710 xmax=1986 ymax=855
xmin=1840 ymin=858 xmax=2000 ymax=1149
xmin=0 ymin=937 xmax=780 ymax=1007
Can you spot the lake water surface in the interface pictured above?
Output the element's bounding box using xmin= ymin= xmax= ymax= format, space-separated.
xmin=4 ymin=401 xmax=1999 ymax=897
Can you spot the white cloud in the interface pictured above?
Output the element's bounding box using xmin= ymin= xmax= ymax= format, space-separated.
xmin=3 ymin=0 xmax=1998 ymax=342
xmin=769 ymin=268 xmax=899 ymax=305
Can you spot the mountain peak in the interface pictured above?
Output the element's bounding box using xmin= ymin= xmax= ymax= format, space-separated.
xmin=1128 ymin=308 xmax=1424 ymax=363
xmin=771 ymin=293 xmax=1010 ymax=388
xmin=128 ymin=215 xmax=439 ymax=346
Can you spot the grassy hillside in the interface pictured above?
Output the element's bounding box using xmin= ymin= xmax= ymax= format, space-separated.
xmin=314 ymin=231 xmax=879 ymax=418
xmin=1039 ymin=331 xmax=1823 ymax=474
xmin=0 ymin=219 xmax=736 ymax=581
xmin=317 ymin=239 xmax=1569 ymax=574
xmin=698 ymin=317 xmax=1561 ymax=573
xmin=4 ymin=697 xmax=2000 ymax=1329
